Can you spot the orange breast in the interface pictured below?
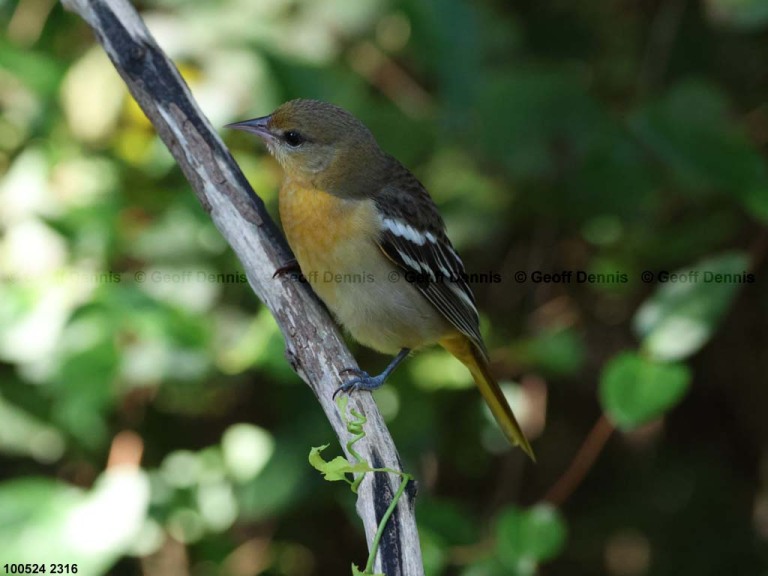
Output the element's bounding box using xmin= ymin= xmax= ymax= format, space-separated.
xmin=279 ymin=180 xmax=379 ymax=307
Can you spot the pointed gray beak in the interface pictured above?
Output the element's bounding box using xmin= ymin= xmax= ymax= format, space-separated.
xmin=226 ymin=115 xmax=273 ymax=140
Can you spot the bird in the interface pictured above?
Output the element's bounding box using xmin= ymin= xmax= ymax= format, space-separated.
xmin=228 ymin=99 xmax=534 ymax=459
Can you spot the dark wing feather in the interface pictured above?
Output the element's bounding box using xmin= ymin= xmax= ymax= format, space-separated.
xmin=373 ymin=158 xmax=488 ymax=358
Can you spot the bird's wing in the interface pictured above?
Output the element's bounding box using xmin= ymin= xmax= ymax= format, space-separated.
xmin=373 ymin=158 xmax=487 ymax=357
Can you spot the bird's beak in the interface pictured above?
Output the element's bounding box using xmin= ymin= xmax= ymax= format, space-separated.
xmin=226 ymin=115 xmax=274 ymax=141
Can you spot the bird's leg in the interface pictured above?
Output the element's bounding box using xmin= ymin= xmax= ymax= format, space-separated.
xmin=333 ymin=348 xmax=411 ymax=398
xmin=272 ymin=258 xmax=300 ymax=279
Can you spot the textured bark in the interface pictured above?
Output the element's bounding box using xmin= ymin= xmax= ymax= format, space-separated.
xmin=60 ymin=0 xmax=424 ymax=573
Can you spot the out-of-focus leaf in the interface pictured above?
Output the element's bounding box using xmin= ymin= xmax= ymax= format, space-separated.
xmin=0 ymin=39 xmax=65 ymax=96
xmin=418 ymin=499 xmax=478 ymax=546
xmin=51 ymin=339 xmax=119 ymax=448
xmin=634 ymin=252 xmax=750 ymax=361
xmin=496 ymin=504 xmax=567 ymax=567
xmin=460 ymin=559 xmax=511 ymax=576
xmin=424 ymin=149 xmax=510 ymax=249
xmin=517 ymin=327 xmax=586 ymax=376
xmin=221 ymin=423 xmax=274 ymax=483
xmin=629 ymin=80 xmax=768 ymax=212
xmin=741 ymin=183 xmax=768 ymax=224
xmin=427 ymin=0 xmax=481 ymax=125
xmin=215 ymin=307 xmax=295 ymax=379
xmin=704 ymin=0 xmax=768 ymax=30
xmin=61 ymin=47 xmax=125 ymax=143
xmin=419 ymin=528 xmax=447 ymax=576
xmin=0 ymin=468 xmax=149 ymax=573
xmin=476 ymin=66 xmax=605 ymax=181
xmin=410 ymin=348 xmax=474 ymax=390
xmin=238 ymin=441 xmax=308 ymax=521
xmin=599 ymin=351 xmax=691 ymax=430
xmin=565 ymin=131 xmax=656 ymax=220
xmin=0 ymin=393 xmax=65 ymax=462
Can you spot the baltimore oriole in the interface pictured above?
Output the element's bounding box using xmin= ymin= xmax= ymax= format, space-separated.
xmin=229 ymin=99 xmax=534 ymax=459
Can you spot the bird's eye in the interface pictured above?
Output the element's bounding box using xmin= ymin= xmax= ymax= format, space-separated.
xmin=283 ymin=130 xmax=305 ymax=147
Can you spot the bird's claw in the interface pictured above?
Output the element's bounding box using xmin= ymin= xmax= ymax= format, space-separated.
xmin=273 ymin=259 xmax=301 ymax=279
xmin=333 ymin=368 xmax=386 ymax=399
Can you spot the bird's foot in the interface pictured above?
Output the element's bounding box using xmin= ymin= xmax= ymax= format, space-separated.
xmin=333 ymin=367 xmax=387 ymax=399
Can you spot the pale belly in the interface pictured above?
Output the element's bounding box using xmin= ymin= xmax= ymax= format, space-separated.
xmin=279 ymin=182 xmax=451 ymax=354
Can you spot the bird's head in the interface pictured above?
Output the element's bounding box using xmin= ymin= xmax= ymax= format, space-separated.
xmin=228 ymin=99 xmax=387 ymax=197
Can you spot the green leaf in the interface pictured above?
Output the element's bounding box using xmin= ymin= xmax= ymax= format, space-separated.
xmin=351 ymin=564 xmax=384 ymax=576
xmin=496 ymin=504 xmax=567 ymax=568
xmin=634 ymin=252 xmax=750 ymax=361
xmin=599 ymin=351 xmax=691 ymax=430
xmin=308 ymin=445 xmax=372 ymax=483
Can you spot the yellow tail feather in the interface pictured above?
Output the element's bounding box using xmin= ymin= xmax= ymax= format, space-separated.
xmin=440 ymin=334 xmax=535 ymax=461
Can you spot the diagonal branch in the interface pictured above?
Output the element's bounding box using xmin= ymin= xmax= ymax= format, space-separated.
xmin=59 ymin=0 xmax=423 ymax=573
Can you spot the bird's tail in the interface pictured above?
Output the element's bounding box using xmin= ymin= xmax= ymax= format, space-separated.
xmin=440 ymin=334 xmax=535 ymax=461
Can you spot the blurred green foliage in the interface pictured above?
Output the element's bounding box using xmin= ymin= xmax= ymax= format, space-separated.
xmin=1 ymin=0 xmax=768 ymax=574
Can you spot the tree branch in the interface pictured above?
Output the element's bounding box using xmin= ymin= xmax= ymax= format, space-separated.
xmin=60 ymin=0 xmax=423 ymax=573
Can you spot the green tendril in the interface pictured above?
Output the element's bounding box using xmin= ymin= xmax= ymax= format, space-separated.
xmin=305 ymin=395 xmax=413 ymax=575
